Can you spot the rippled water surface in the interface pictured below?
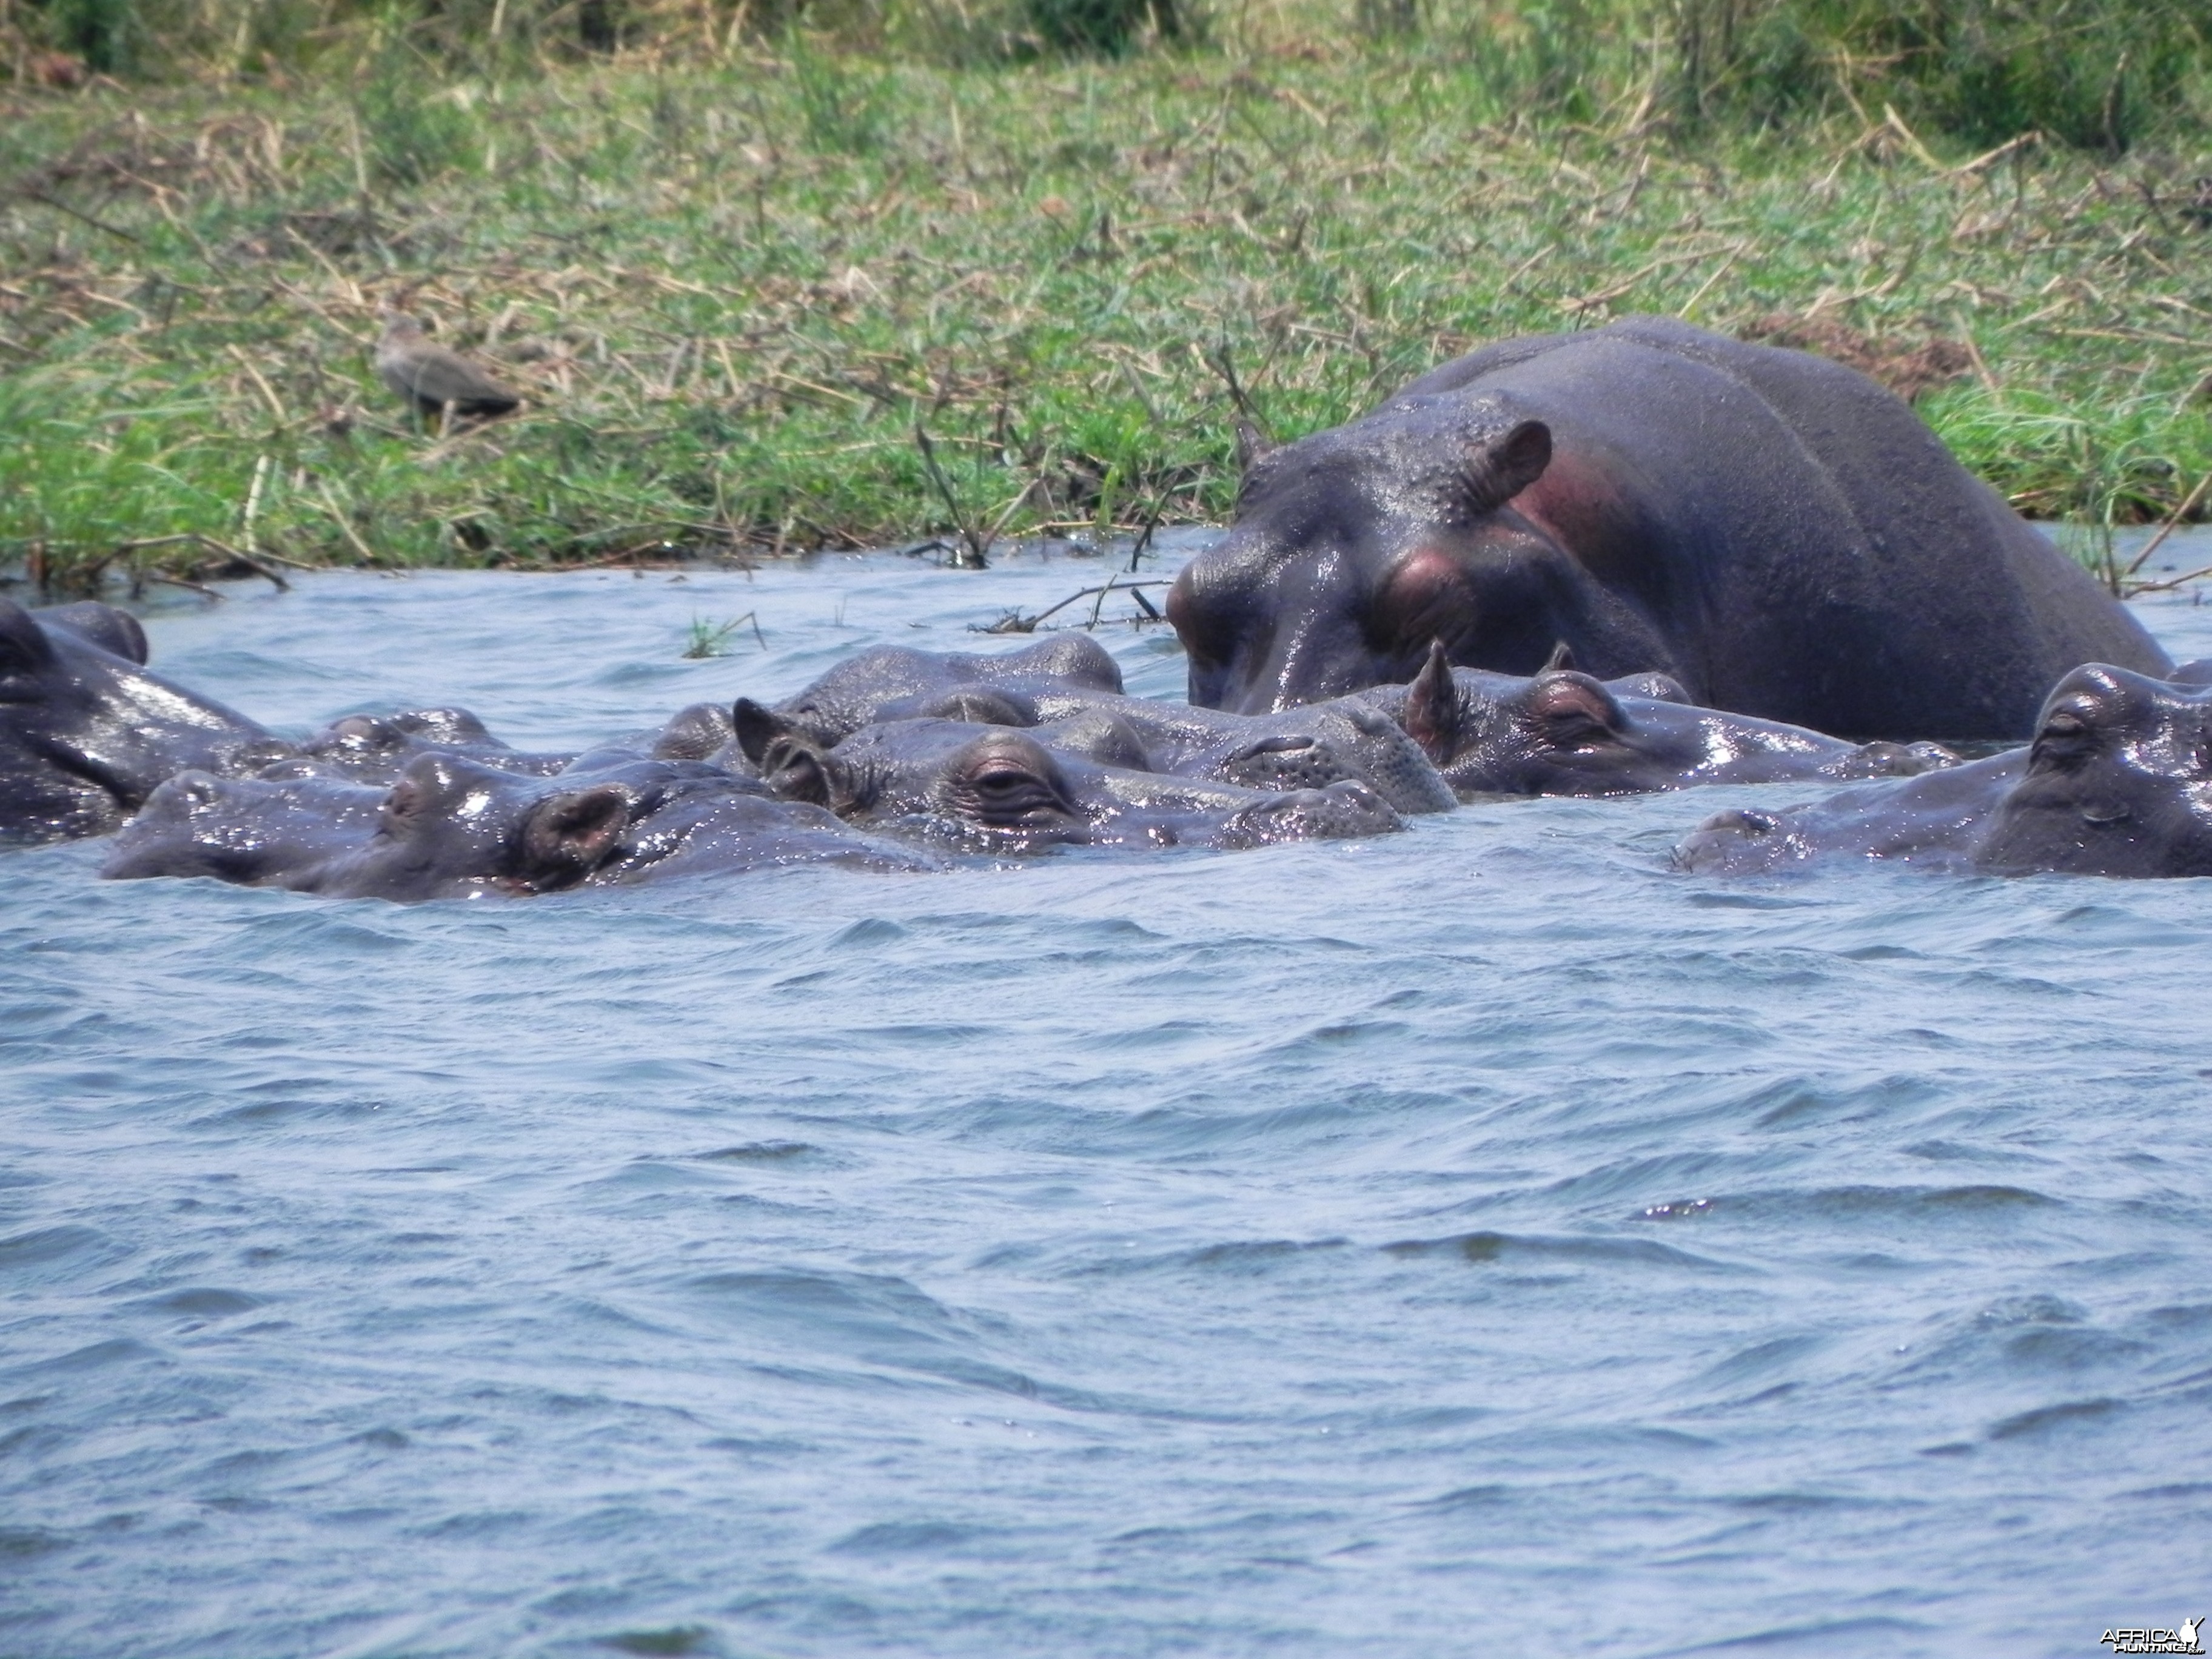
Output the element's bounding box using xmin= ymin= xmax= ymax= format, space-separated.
xmin=7 ymin=543 xmax=2212 ymax=1658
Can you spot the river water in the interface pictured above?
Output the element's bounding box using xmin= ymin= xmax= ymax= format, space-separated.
xmin=4 ymin=538 xmax=2211 ymax=1658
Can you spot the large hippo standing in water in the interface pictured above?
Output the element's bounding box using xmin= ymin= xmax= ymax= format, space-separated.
xmin=1168 ymin=316 xmax=2167 ymax=739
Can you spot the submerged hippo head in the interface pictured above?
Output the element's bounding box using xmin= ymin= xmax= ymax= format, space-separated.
xmin=1369 ymin=643 xmax=1955 ymax=797
xmin=1671 ymin=663 xmax=2212 ymax=879
xmin=1974 ymin=665 xmax=2212 ymax=877
xmin=738 ymin=713 xmax=1401 ymax=851
xmin=295 ymin=706 xmax=575 ymax=785
xmin=0 ymin=598 xmax=286 ymax=842
xmin=1156 ymin=699 xmax=1458 ymax=814
xmin=107 ymin=751 xmax=928 ymax=898
xmin=287 ymin=751 xmax=679 ymax=900
xmin=767 ymin=636 xmax=1124 ymax=748
xmin=102 ymin=769 xmax=387 ymax=886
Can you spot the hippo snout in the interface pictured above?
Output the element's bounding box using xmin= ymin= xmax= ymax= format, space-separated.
xmin=1221 ymin=779 xmax=1403 ymax=848
xmin=1221 ymin=733 xmax=1352 ymax=794
xmin=1671 ymin=808 xmax=1783 ymax=874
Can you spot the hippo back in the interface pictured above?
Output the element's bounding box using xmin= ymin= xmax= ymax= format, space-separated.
xmin=1371 ymin=318 xmax=2165 ymax=738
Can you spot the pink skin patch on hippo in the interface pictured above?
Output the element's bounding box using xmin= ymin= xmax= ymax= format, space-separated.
xmin=1506 ymin=452 xmax=1641 ymax=582
xmin=1377 ymin=546 xmax=1473 ymax=645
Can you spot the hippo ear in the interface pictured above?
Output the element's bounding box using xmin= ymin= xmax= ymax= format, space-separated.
xmin=0 ymin=599 xmax=58 ymax=673
xmin=391 ymin=706 xmax=492 ymax=744
xmin=1526 ymin=670 xmax=1627 ymax=740
xmin=731 ymin=697 xmax=802 ymax=768
xmin=520 ymin=785 xmax=631 ymax=888
xmin=38 ymin=602 xmax=149 ymax=665
xmin=1235 ymin=420 xmax=1278 ymax=474
xmin=1463 ymin=419 xmax=1552 ymax=515
xmin=1400 ymin=640 xmax=1462 ymax=765
xmin=1541 ymin=640 xmax=1576 ymax=674
xmin=654 ymin=701 xmax=738 ymax=761
xmin=757 ymin=737 xmax=836 ymax=809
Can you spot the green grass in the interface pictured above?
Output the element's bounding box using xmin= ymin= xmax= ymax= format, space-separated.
xmin=6 ymin=40 xmax=2212 ymax=592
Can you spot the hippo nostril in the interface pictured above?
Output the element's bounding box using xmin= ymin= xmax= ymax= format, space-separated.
xmin=1236 ymin=735 xmax=1316 ymax=758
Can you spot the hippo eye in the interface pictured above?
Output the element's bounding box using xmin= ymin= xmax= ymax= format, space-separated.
xmin=1375 ymin=551 xmax=1472 ymax=654
xmin=380 ymin=777 xmax=427 ymax=832
xmin=959 ymin=760 xmax=1073 ymax=827
xmin=1526 ymin=676 xmax=1623 ymax=746
xmin=2032 ymin=703 xmax=2099 ymax=765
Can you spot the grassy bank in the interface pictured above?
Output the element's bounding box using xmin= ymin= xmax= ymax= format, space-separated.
xmin=5 ymin=42 xmax=2212 ymax=592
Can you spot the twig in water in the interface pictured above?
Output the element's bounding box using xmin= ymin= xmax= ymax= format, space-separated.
xmin=114 ymin=532 xmax=290 ymax=591
xmin=2122 ymin=471 xmax=2212 ymax=582
xmin=1126 ymin=491 xmax=1168 ymax=572
xmin=141 ymin=571 xmax=224 ymax=602
xmin=914 ymin=423 xmax=988 ymax=568
xmin=1087 ymin=571 xmax=1122 ymax=629
xmin=2126 ymin=557 xmax=2212 ymax=596
xmin=972 ymin=579 xmax=1173 ymax=634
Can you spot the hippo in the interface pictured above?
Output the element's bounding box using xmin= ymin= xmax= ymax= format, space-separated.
xmin=1 ymin=597 xmax=287 ymax=843
xmin=1354 ymin=643 xmax=1957 ymax=796
xmin=734 ymin=682 xmax=1458 ymax=816
xmin=1672 ymin=665 xmax=2212 ymax=879
xmin=101 ymin=769 xmax=389 ymax=886
xmin=1167 ymin=315 xmax=2168 ymax=739
xmin=762 ymin=635 xmax=1126 ymax=748
xmin=292 ymin=706 xmax=577 ymax=784
xmin=736 ymin=715 xmax=1404 ymax=851
xmin=106 ymin=751 xmax=932 ymax=900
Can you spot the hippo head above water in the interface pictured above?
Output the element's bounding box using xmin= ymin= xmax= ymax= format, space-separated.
xmin=1975 ymin=665 xmax=2212 ymax=877
xmin=107 ymin=752 xmax=645 ymax=900
xmin=293 ymin=706 xmax=577 ymax=785
xmin=1674 ymin=665 xmax=2212 ymax=880
xmin=735 ymin=712 xmax=1402 ymax=852
xmin=766 ymin=635 xmax=1126 ymax=748
xmin=1171 ymin=404 xmax=1585 ymax=712
xmin=108 ymin=749 xmax=933 ymax=899
xmin=1361 ymin=643 xmax=1956 ymax=797
xmin=0 ymin=598 xmax=286 ymax=843
xmin=1166 ymin=318 xmax=2167 ymax=738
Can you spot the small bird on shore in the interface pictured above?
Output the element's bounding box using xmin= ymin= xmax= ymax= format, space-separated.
xmin=375 ymin=310 xmax=522 ymax=427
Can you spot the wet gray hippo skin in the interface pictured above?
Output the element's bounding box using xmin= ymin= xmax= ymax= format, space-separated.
xmin=1354 ymin=643 xmax=1957 ymax=797
xmin=102 ymin=769 xmax=387 ymax=886
xmin=756 ymin=688 xmax=1455 ymax=815
xmin=736 ymin=715 xmax=1403 ymax=851
xmin=0 ymin=598 xmax=287 ymax=843
xmin=736 ymin=638 xmax=1458 ymax=815
xmin=293 ymin=706 xmax=578 ymax=784
xmin=107 ymin=752 xmax=931 ymax=900
xmin=1166 ymin=316 xmax=2168 ymax=738
xmin=1674 ymin=665 xmax=2212 ymax=879
xmin=765 ymin=635 xmax=1125 ymax=748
